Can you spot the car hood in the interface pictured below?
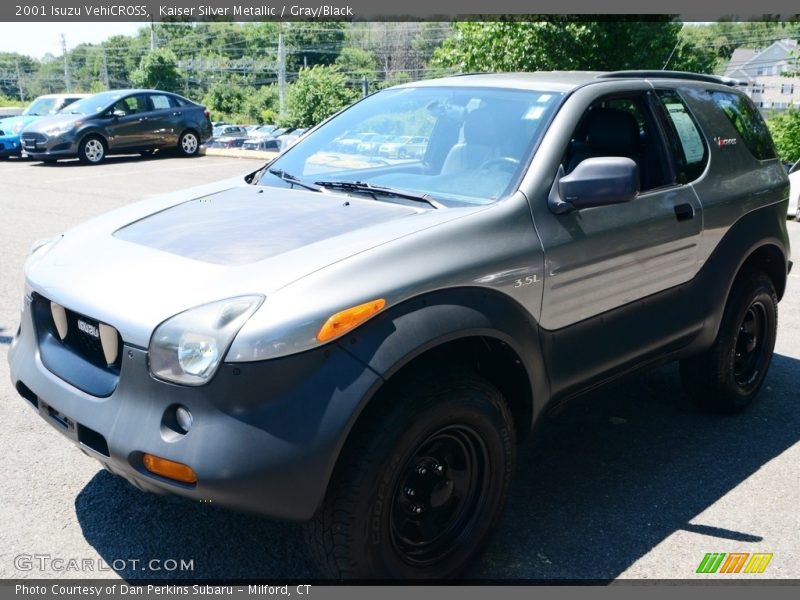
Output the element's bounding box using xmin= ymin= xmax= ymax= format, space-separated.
xmin=26 ymin=181 xmax=483 ymax=347
xmin=23 ymin=113 xmax=83 ymax=132
xmin=0 ymin=115 xmax=36 ymax=134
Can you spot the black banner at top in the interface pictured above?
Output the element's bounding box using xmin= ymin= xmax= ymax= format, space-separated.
xmin=2 ymin=0 xmax=800 ymax=21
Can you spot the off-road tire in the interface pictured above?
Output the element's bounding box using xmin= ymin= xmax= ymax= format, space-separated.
xmin=680 ymin=269 xmax=777 ymax=413
xmin=305 ymin=371 xmax=516 ymax=579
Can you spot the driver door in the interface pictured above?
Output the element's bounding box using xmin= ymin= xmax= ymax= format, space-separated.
xmin=106 ymin=94 xmax=150 ymax=150
xmin=531 ymin=91 xmax=705 ymax=395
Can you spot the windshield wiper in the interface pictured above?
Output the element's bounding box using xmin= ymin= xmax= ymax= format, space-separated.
xmin=313 ymin=180 xmax=442 ymax=209
xmin=267 ymin=168 xmax=322 ymax=193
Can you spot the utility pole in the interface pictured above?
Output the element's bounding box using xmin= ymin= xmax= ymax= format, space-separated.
xmin=362 ymin=75 xmax=368 ymax=98
xmin=15 ymin=59 xmax=25 ymax=102
xmin=61 ymin=34 xmax=71 ymax=92
xmin=277 ymin=25 xmax=286 ymax=116
xmin=101 ymin=47 xmax=110 ymax=89
xmin=150 ymin=17 xmax=157 ymax=50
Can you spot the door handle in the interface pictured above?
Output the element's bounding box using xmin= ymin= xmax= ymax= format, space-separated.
xmin=674 ymin=203 xmax=695 ymax=221
xmin=172 ymin=111 xmax=182 ymax=116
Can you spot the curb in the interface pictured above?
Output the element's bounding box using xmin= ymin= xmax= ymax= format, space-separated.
xmin=199 ymin=147 xmax=278 ymax=160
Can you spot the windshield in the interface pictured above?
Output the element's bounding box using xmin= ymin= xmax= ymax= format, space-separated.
xmin=61 ymin=92 xmax=121 ymax=115
xmin=23 ymin=97 xmax=59 ymax=116
xmin=258 ymin=86 xmax=563 ymax=206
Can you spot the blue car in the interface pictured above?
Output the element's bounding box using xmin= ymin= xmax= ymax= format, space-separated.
xmin=0 ymin=93 xmax=88 ymax=158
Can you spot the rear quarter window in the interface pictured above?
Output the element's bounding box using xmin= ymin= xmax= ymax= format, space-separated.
xmin=709 ymin=91 xmax=777 ymax=161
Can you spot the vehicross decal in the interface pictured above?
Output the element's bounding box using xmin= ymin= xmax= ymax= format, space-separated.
xmin=714 ymin=136 xmax=737 ymax=148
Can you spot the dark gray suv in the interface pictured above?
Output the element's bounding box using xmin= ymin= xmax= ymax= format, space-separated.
xmin=8 ymin=71 xmax=792 ymax=579
xmin=21 ymin=89 xmax=212 ymax=164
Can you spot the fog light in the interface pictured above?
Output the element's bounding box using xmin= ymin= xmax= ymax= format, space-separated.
xmin=142 ymin=454 xmax=197 ymax=484
xmin=176 ymin=406 xmax=193 ymax=433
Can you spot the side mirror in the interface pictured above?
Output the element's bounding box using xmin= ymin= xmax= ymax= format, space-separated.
xmin=549 ymin=157 xmax=639 ymax=214
xmin=112 ymin=109 xmax=126 ymax=119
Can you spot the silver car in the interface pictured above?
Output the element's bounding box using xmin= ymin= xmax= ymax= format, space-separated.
xmin=8 ymin=71 xmax=792 ymax=579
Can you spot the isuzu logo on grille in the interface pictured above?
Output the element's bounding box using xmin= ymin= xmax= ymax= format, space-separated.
xmin=77 ymin=319 xmax=100 ymax=339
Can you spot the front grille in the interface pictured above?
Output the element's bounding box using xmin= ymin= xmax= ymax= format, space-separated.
xmin=31 ymin=294 xmax=123 ymax=397
xmin=21 ymin=132 xmax=47 ymax=143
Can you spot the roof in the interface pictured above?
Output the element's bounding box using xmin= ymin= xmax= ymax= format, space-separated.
xmin=399 ymin=70 xmax=736 ymax=92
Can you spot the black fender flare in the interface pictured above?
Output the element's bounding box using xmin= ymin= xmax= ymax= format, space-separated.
xmin=335 ymin=287 xmax=548 ymax=438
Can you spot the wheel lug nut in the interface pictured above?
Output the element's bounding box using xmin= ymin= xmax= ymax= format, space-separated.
xmin=433 ymin=464 xmax=444 ymax=475
xmin=404 ymin=487 xmax=416 ymax=497
xmin=410 ymin=504 xmax=424 ymax=514
xmin=415 ymin=465 xmax=427 ymax=475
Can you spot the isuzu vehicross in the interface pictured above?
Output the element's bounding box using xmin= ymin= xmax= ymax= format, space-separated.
xmin=8 ymin=71 xmax=792 ymax=579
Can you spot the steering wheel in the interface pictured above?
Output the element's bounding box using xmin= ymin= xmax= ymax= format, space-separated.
xmin=479 ymin=156 xmax=520 ymax=172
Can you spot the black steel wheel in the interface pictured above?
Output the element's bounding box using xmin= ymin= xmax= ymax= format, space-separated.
xmin=681 ymin=269 xmax=778 ymax=413
xmin=305 ymin=370 xmax=515 ymax=579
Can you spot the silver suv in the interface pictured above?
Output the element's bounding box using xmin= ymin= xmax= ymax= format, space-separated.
xmin=8 ymin=71 xmax=792 ymax=579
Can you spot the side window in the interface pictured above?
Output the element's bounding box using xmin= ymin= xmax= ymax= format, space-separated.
xmin=655 ymin=90 xmax=708 ymax=183
xmin=709 ymin=91 xmax=777 ymax=160
xmin=563 ymin=94 xmax=674 ymax=192
xmin=149 ymin=94 xmax=172 ymax=111
xmin=112 ymin=95 xmax=147 ymax=115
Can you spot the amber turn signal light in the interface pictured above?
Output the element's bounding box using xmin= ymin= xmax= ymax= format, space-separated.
xmin=142 ymin=453 xmax=197 ymax=484
xmin=317 ymin=299 xmax=386 ymax=342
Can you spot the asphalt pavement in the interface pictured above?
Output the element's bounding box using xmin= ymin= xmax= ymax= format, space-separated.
xmin=0 ymin=154 xmax=798 ymax=581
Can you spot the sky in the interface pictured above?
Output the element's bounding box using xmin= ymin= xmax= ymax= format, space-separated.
xmin=0 ymin=23 xmax=145 ymax=58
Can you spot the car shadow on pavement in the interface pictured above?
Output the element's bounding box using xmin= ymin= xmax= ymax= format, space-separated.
xmin=75 ymin=354 xmax=800 ymax=581
xmin=28 ymin=153 xmax=173 ymax=168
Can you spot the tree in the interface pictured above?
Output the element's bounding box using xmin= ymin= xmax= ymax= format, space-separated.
xmin=283 ymin=65 xmax=357 ymax=128
xmin=335 ymin=47 xmax=378 ymax=82
xmin=243 ymin=85 xmax=279 ymax=124
xmin=431 ymin=18 xmax=703 ymax=73
xmin=768 ymin=110 xmax=800 ymax=163
xmin=130 ymin=48 xmax=183 ymax=92
xmin=202 ymin=82 xmax=247 ymax=118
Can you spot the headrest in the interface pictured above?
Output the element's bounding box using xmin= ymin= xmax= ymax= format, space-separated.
xmin=463 ymin=108 xmax=497 ymax=145
xmin=585 ymin=107 xmax=639 ymax=156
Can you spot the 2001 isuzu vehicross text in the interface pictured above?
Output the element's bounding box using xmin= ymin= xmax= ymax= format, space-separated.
xmin=8 ymin=71 xmax=792 ymax=579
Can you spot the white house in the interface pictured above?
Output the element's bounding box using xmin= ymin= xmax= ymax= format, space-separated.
xmin=723 ymin=39 xmax=800 ymax=112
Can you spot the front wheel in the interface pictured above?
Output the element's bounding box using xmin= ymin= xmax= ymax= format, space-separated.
xmin=177 ymin=130 xmax=199 ymax=156
xmin=305 ymin=371 xmax=516 ymax=579
xmin=680 ymin=269 xmax=778 ymax=413
xmin=78 ymin=135 xmax=106 ymax=165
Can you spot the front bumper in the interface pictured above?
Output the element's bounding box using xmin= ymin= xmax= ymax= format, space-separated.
xmin=22 ymin=134 xmax=79 ymax=159
xmin=8 ymin=295 xmax=381 ymax=520
xmin=0 ymin=134 xmax=22 ymax=157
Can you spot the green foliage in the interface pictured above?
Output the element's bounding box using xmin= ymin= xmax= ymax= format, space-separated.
xmin=202 ymin=82 xmax=247 ymax=118
xmin=282 ymin=65 xmax=357 ymax=128
xmin=335 ymin=47 xmax=378 ymax=81
xmin=431 ymin=19 xmax=687 ymax=72
xmin=243 ymin=85 xmax=279 ymax=124
xmin=0 ymin=94 xmax=25 ymax=107
xmin=768 ymin=110 xmax=800 ymax=163
xmin=284 ymin=22 xmax=346 ymax=71
xmin=130 ymin=49 xmax=183 ymax=92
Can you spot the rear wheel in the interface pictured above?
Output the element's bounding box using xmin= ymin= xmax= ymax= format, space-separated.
xmin=78 ymin=135 xmax=106 ymax=165
xmin=305 ymin=371 xmax=515 ymax=579
xmin=177 ymin=130 xmax=199 ymax=156
xmin=680 ymin=269 xmax=777 ymax=413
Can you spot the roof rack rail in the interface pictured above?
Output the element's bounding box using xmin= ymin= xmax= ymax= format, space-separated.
xmin=599 ymin=70 xmax=739 ymax=87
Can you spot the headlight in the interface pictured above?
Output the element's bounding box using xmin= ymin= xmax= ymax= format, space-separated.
xmin=149 ymin=295 xmax=264 ymax=386
xmin=43 ymin=121 xmax=79 ymax=137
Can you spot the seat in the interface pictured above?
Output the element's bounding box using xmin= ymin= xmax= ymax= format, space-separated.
xmin=567 ymin=107 xmax=642 ymax=177
xmin=441 ymin=108 xmax=500 ymax=175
